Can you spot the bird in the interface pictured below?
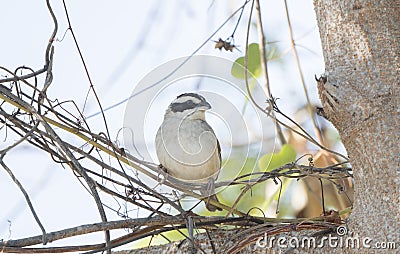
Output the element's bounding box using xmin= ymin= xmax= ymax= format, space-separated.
xmin=155 ymin=93 xmax=222 ymax=211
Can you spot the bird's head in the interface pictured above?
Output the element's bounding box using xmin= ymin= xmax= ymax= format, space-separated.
xmin=165 ymin=93 xmax=211 ymax=120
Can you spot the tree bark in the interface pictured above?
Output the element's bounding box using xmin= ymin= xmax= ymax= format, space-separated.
xmin=313 ymin=0 xmax=399 ymax=250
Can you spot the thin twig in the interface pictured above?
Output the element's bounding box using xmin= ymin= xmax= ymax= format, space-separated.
xmin=255 ymin=0 xmax=286 ymax=145
xmin=0 ymin=158 xmax=47 ymax=244
xmin=282 ymin=0 xmax=326 ymax=152
xmin=0 ymin=67 xmax=47 ymax=84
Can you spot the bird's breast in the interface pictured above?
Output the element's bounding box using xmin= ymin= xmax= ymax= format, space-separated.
xmin=155 ymin=119 xmax=220 ymax=182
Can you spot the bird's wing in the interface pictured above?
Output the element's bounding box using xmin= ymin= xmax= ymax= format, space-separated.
xmin=199 ymin=119 xmax=221 ymax=168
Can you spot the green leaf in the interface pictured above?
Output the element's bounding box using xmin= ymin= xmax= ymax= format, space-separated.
xmin=258 ymin=144 xmax=297 ymax=172
xmin=231 ymin=43 xmax=261 ymax=79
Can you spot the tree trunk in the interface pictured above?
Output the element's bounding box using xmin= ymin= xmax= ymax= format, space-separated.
xmin=313 ymin=0 xmax=399 ymax=250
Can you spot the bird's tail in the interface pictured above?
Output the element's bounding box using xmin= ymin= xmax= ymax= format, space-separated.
xmin=204 ymin=193 xmax=222 ymax=212
xmin=200 ymin=177 xmax=222 ymax=212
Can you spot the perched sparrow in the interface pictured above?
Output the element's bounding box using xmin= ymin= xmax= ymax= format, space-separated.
xmin=155 ymin=93 xmax=222 ymax=211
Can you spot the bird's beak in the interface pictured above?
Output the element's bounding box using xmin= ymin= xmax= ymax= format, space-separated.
xmin=198 ymin=101 xmax=211 ymax=110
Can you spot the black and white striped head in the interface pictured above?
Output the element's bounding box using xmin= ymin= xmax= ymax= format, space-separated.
xmin=165 ymin=93 xmax=211 ymax=119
